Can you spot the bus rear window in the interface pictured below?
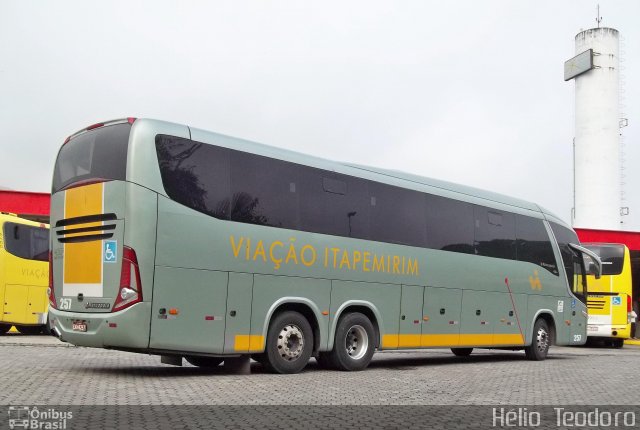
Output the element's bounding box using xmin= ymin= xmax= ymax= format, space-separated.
xmin=584 ymin=244 xmax=624 ymax=276
xmin=52 ymin=123 xmax=131 ymax=192
xmin=3 ymin=222 xmax=49 ymax=262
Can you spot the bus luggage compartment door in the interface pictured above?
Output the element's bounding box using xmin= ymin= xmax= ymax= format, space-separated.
xmin=149 ymin=267 xmax=228 ymax=354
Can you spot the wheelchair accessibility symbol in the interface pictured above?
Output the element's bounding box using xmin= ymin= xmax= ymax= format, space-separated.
xmin=104 ymin=240 xmax=117 ymax=263
xmin=612 ymin=296 xmax=622 ymax=306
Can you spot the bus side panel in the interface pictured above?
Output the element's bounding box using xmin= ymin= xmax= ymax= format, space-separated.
xmin=251 ymin=275 xmax=330 ymax=352
xmin=421 ymin=286 xmax=462 ymax=347
xmin=330 ymin=280 xmax=400 ymax=350
xmin=149 ymin=266 xmax=228 ymax=353
xmin=397 ymin=285 xmax=424 ymax=348
xmin=459 ymin=290 xmax=493 ymax=347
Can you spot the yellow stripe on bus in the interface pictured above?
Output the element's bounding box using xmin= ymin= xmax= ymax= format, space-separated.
xmin=63 ymin=183 xmax=103 ymax=285
xmin=383 ymin=333 xmax=524 ymax=349
xmin=234 ymin=335 xmax=265 ymax=352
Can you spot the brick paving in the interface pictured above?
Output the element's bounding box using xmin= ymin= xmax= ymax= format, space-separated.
xmin=1 ymin=334 xmax=638 ymax=406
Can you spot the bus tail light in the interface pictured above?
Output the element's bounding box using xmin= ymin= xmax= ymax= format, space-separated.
xmin=48 ymin=251 xmax=57 ymax=310
xmin=113 ymin=246 xmax=143 ymax=312
xmin=628 ymin=295 xmax=632 ymax=313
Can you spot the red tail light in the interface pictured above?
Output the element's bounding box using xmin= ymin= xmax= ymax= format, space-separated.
xmin=628 ymin=295 xmax=632 ymax=313
xmin=48 ymin=251 xmax=57 ymax=309
xmin=127 ymin=117 xmax=137 ymax=124
xmin=113 ymin=246 xmax=143 ymax=312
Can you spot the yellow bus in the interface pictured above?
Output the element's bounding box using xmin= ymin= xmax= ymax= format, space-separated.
xmin=0 ymin=213 xmax=50 ymax=335
xmin=583 ymin=243 xmax=633 ymax=348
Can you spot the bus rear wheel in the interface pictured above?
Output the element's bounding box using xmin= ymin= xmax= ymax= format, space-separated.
xmin=0 ymin=323 xmax=11 ymax=335
xmin=611 ymin=339 xmax=624 ymax=349
xmin=17 ymin=325 xmax=43 ymax=335
xmin=326 ymin=312 xmax=375 ymax=371
xmin=524 ymin=319 xmax=550 ymax=361
xmin=263 ymin=311 xmax=313 ymax=374
xmin=451 ymin=348 xmax=473 ymax=357
xmin=185 ymin=356 xmax=223 ymax=368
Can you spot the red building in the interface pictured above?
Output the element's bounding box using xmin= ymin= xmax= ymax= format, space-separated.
xmin=0 ymin=190 xmax=50 ymax=223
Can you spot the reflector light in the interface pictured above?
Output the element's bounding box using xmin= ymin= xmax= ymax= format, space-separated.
xmin=169 ymin=308 xmax=179 ymax=315
xmin=127 ymin=117 xmax=137 ymax=124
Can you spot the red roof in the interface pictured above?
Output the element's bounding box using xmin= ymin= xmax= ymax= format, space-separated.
xmin=575 ymin=228 xmax=640 ymax=251
xmin=0 ymin=190 xmax=50 ymax=216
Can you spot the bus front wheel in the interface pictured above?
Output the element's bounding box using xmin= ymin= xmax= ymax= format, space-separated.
xmin=326 ymin=312 xmax=375 ymax=371
xmin=524 ymin=319 xmax=550 ymax=361
xmin=263 ymin=311 xmax=314 ymax=374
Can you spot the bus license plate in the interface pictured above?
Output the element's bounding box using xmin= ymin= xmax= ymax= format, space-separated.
xmin=72 ymin=321 xmax=87 ymax=332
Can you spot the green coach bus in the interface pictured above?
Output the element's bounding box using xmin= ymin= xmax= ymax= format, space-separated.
xmin=48 ymin=118 xmax=601 ymax=374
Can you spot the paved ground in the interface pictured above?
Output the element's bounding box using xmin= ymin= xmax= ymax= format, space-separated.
xmin=1 ymin=333 xmax=638 ymax=406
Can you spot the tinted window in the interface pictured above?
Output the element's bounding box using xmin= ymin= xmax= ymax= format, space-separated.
xmin=156 ymin=135 xmax=231 ymax=219
xmin=550 ymin=223 xmax=581 ymax=288
xmin=53 ymin=123 xmax=131 ymax=193
xmin=299 ymin=171 xmax=370 ymax=238
xmin=474 ymin=206 xmax=516 ymax=259
xmin=515 ymin=215 xmax=558 ymax=275
xmin=230 ymin=151 xmax=299 ymax=229
xmin=370 ymin=182 xmax=425 ymax=247
xmin=3 ymin=222 xmax=49 ymax=262
xmin=425 ymin=194 xmax=474 ymax=254
xmin=584 ymin=244 xmax=625 ymax=276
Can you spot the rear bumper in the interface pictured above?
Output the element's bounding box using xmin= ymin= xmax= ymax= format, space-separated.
xmin=49 ymin=302 xmax=151 ymax=349
xmin=587 ymin=323 xmax=631 ymax=339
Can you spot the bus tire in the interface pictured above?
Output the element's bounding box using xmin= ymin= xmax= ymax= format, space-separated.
xmin=451 ymin=348 xmax=473 ymax=357
xmin=524 ymin=318 xmax=550 ymax=361
xmin=0 ymin=323 xmax=11 ymax=335
xmin=611 ymin=339 xmax=624 ymax=349
xmin=263 ymin=311 xmax=314 ymax=374
xmin=327 ymin=312 xmax=375 ymax=371
xmin=185 ymin=356 xmax=223 ymax=368
xmin=17 ymin=325 xmax=43 ymax=335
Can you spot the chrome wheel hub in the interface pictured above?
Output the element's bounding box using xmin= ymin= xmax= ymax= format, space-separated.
xmin=277 ymin=324 xmax=304 ymax=361
xmin=345 ymin=325 xmax=368 ymax=360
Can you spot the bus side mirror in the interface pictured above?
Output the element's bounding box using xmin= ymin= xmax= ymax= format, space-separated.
xmin=587 ymin=262 xmax=600 ymax=280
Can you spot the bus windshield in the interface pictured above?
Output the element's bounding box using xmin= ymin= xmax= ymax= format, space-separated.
xmin=2 ymin=222 xmax=49 ymax=262
xmin=52 ymin=123 xmax=131 ymax=192
xmin=583 ymin=244 xmax=624 ymax=276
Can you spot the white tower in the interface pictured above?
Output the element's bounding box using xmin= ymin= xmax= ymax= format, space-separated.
xmin=567 ymin=27 xmax=621 ymax=230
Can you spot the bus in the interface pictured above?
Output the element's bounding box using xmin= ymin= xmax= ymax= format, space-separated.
xmin=48 ymin=118 xmax=601 ymax=374
xmin=0 ymin=212 xmax=50 ymax=335
xmin=583 ymin=243 xmax=633 ymax=348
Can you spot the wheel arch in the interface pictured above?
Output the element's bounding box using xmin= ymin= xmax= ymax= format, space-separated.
xmin=529 ymin=309 xmax=557 ymax=346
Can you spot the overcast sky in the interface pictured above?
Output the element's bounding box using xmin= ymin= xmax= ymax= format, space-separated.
xmin=1 ymin=0 xmax=639 ymax=230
